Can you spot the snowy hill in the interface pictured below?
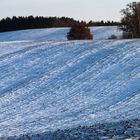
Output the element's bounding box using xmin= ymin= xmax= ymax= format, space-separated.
xmin=0 ymin=26 xmax=122 ymax=41
xmin=0 ymin=26 xmax=140 ymax=139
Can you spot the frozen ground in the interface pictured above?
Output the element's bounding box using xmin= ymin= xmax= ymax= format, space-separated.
xmin=4 ymin=119 xmax=140 ymax=140
xmin=0 ymin=26 xmax=140 ymax=139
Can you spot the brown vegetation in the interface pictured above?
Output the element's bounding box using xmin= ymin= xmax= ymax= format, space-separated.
xmin=67 ymin=24 xmax=93 ymax=40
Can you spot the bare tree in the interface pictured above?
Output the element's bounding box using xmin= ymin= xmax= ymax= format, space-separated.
xmin=137 ymin=3 xmax=140 ymax=31
xmin=121 ymin=2 xmax=140 ymax=38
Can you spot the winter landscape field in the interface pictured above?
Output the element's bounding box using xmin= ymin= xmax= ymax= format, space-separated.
xmin=0 ymin=26 xmax=140 ymax=139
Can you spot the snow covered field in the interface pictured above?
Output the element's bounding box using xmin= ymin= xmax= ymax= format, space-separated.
xmin=0 ymin=26 xmax=122 ymax=41
xmin=0 ymin=26 xmax=140 ymax=139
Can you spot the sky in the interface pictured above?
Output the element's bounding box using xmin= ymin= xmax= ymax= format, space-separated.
xmin=0 ymin=0 xmax=139 ymax=21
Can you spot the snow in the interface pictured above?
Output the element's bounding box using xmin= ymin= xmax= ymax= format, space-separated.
xmin=92 ymin=26 xmax=122 ymax=40
xmin=0 ymin=26 xmax=122 ymax=41
xmin=0 ymin=26 xmax=140 ymax=139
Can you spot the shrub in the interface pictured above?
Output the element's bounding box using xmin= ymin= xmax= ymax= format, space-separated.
xmin=67 ymin=24 xmax=93 ymax=40
xmin=108 ymin=34 xmax=118 ymax=40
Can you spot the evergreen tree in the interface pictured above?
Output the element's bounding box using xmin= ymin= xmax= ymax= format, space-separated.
xmin=0 ymin=16 xmax=80 ymax=32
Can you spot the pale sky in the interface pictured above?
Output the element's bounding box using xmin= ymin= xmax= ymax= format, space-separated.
xmin=0 ymin=0 xmax=139 ymax=21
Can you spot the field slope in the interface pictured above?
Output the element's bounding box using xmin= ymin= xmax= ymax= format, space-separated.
xmin=0 ymin=26 xmax=122 ymax=41
xmin=0 ymin=27 xmax=140 ymax=139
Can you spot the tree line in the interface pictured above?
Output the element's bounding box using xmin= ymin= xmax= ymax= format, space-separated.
xmin=0 ymin=16 xmax=80 ymax=32
xmin=87 ymin=20 xmax=121 ymax=26
xmin=0 ymin=16 xmax=121 ymax=32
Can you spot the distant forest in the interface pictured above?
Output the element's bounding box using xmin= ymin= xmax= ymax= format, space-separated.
xmin=0 ymin=16 xmax=121 ymax=32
